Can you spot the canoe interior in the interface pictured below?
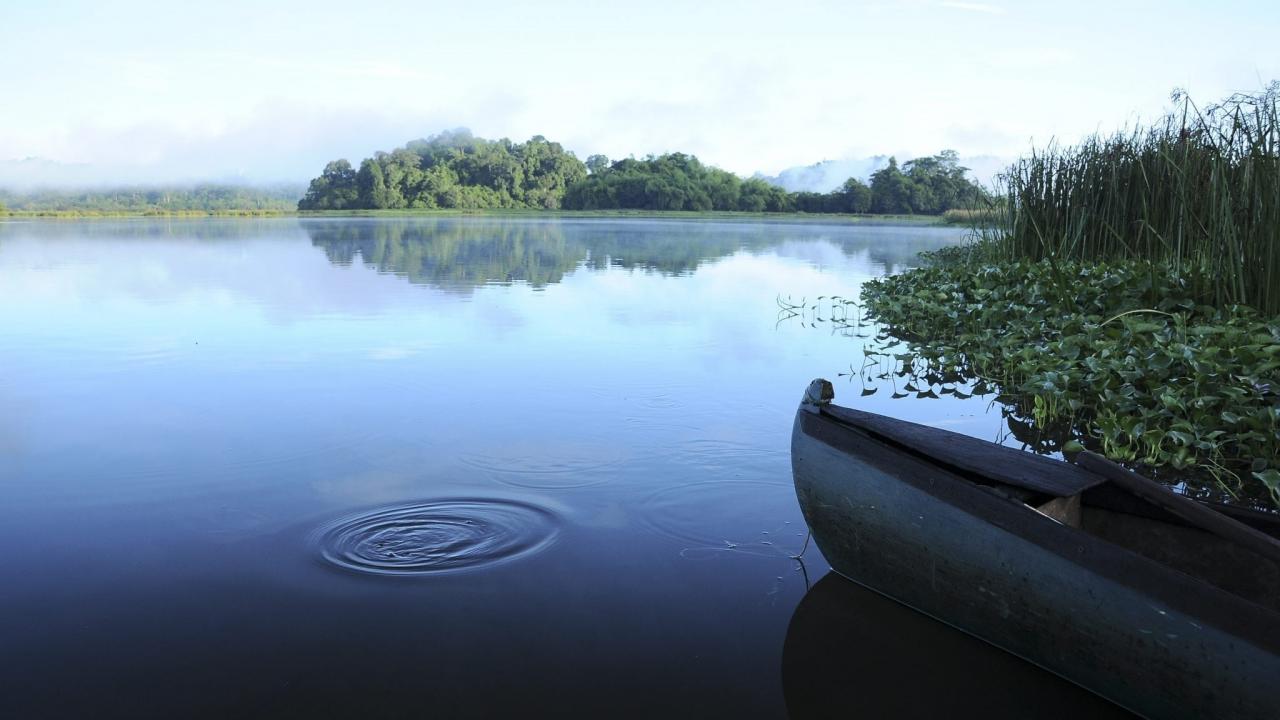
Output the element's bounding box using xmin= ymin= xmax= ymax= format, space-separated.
xmin=1081 ymin=483 xmax=1280 ymax=609
xmin=811 ymin=404 xmax=1280 ymax=616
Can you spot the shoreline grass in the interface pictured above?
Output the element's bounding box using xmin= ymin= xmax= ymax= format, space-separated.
xmin=987 ymin=85 xmax=1280 ymax=314
xmin=0 ymin=209 xmax=293 ymax=219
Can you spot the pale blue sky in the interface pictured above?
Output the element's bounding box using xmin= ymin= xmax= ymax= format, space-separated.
xmin=2 ymin=0 xmax=1277 ymax=185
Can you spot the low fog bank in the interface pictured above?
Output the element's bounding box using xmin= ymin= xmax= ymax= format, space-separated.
xmin=0 ymin=155 xmax=312 ymax=192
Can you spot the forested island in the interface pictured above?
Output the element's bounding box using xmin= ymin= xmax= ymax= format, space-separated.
xmin=296 ymin=130 xmax=989 ymax=215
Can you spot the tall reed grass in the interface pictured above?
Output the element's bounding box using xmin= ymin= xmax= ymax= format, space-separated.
xmin=990 ymin=85 xmax=1280 ymax=315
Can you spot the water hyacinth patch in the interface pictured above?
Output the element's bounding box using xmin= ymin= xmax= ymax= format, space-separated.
xmin=860 ymin=251 xmax=1280 ymax=509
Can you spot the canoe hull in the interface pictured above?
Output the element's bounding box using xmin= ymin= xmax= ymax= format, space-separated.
xmin=792 ymin=408 xmax=1280 ymax=720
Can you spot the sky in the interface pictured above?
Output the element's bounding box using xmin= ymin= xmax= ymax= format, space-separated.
xmin=2 ymin=0 xmax=1277 ymax=186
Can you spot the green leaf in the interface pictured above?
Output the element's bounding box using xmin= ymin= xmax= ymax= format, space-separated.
xmin=1254 ymin=470 xmax=1280 ymax=493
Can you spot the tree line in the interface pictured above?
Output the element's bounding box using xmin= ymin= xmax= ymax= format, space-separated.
xmin=299 ymin=131 xmax=990 ymax=215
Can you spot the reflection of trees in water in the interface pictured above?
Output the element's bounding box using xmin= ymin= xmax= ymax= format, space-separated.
xmin=579 ymin=222 xmax=771 ymax=275
xmin=304 ymin=217 xmax=965 ymax=292
xmin=305 ymin=218 xmax=771 ymax=290
xmin=305 ymin=219 xmax=583 ymax=291
xmin=2 ymin=215 xmax=965 ymax=293
xmin=0 ymin=215 xmax=962 ymax=280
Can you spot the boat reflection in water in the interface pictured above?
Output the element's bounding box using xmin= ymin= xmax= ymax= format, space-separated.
xmin=782 ymin=572 xmax=1133 ymax=719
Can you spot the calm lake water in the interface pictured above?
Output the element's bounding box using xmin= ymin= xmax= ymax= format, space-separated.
xmin=0 ymin=217 xmax=1128 ymax=718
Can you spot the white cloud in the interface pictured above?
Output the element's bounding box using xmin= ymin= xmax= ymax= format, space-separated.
xmin=939 ymin=2 xmax=1004 ymax=14
xmin=0 ymin=0 xmax=1274 ymax=187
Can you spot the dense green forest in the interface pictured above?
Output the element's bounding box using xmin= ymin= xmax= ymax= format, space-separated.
xmin=298 ymin=130 xmax=587 ymax=211
xmin=299 ymin=132 xmax=990 ymax=215
xmin=562 ymin=153 xmax=793 ymax=211
xmin=0 ymin=184 xmax=301 ymax=214
xmin=564 ymin=150 xmax=986 ymax=214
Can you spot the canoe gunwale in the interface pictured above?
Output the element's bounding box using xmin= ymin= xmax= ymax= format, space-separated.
xmin=796 ymin=407 xmax=1280 ymax=654
xmin=818 ymin=403 xmax=1106 ymax=498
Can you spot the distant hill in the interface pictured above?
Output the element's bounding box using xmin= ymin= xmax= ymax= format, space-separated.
xmin=758 ymin=154 xmax=1009 ymax=193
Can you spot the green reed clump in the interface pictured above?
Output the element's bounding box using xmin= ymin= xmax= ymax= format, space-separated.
xmin=861 ymin=253 xmax=1280 ymax=509
xmin=991 ymin=85 xmax=1280 ymax=315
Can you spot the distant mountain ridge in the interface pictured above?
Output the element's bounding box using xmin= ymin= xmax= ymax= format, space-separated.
xmin=758 ymin=154 xmax=1009 ymax=193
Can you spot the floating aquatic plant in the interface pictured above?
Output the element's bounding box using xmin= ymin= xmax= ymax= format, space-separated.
xmin=858 ymin=253 xmax=1280 ymax=509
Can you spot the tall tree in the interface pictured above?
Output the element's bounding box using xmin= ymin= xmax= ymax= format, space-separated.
xmin=299 ymin=160 xmax=359 ymax=210
xmin=870 ymin=158 xmax=914 ymax=214
xmin=585 ymin=154 xmax=610 ymax=174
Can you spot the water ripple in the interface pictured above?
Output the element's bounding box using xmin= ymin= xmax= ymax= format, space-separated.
xmin=637 ymin=480 xmax=804 ymax=551
xmin=314 ymin=499 xmax=559 ymax=576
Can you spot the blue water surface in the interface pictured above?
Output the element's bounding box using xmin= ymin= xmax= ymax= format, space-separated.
xmin=0 ymin=217 xmax=1126 ymax=718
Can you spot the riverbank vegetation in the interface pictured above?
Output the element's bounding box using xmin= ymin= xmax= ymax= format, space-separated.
xmin=858 ymin=86 xmax=1280 ymax=509
xmin=0 ymin=184 xmax=300 ymax=216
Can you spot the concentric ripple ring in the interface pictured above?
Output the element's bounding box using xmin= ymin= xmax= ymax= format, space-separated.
xmin=315 ymin=499 xmax=560 ymax=576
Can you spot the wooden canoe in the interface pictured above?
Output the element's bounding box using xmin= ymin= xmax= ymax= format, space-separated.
xmin=791 ymin=379 xmax=1280 ymax=719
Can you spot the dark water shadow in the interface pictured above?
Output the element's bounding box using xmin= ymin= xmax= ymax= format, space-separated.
xmin=782 ymin=572 xmax=1136 ymax=719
